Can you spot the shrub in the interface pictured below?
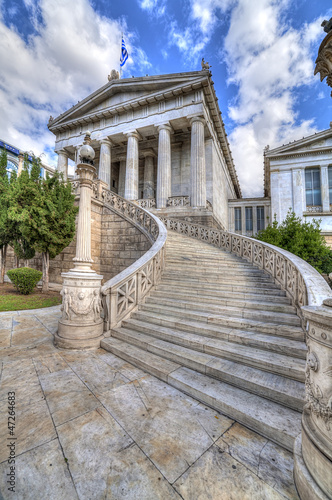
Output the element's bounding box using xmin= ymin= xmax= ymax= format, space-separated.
xmin=7 ymin=267 xmax=42 ymax=295
xmin=256 ymin=210 xmax=332 ymax=275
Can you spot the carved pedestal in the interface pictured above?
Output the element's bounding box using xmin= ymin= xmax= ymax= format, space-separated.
xmin=55 ymin=271 xmax=103 ymax=349
xmin=294 ymin=302 xmax=332 ymax=500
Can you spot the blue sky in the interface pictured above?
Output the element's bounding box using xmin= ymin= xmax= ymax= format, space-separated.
xmin=1 ymin=0 xmax=332 ymax=196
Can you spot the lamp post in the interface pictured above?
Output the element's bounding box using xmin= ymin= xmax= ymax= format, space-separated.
xmin=55 ymin=132 xmax=104 ymax=349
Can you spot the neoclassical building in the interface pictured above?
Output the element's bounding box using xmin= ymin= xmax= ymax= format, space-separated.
xmin=264 ymin=127 xmax=332 ymax=246
xmin=48 ymin=70 xmax=241 ymax=229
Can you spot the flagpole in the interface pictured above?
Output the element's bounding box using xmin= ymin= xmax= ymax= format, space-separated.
xmin=120 ymin=32 xmax=123 ymax=79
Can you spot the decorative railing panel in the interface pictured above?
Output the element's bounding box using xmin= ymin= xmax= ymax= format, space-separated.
xmin=161 ymin=217 xmax=332 ymax=317
xmin=100 ymin=190 xmax=167 ymax=330
xmin=136 ymin=198 xmax=156 ymax=209
xmin=167 ymin=196 xmax=190 ymax=207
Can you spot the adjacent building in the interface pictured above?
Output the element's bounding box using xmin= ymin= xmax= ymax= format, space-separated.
xmin=0 ymin=139 xmax=55 ymax=178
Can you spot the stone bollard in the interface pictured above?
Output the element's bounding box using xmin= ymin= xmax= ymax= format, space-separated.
xmin=294 ymin=299 xmax=332 ymax=500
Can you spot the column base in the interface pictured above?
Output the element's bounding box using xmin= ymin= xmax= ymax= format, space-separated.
xmin=293 ymin=434 xmax=329 ymax=500
xmin=55 ymin=320 xmax=103 ymax=349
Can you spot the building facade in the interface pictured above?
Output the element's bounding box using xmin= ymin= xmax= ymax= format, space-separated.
xmin=264 ymin=127 xmax=332 ymax=246
xmin=48 ymin=70 xmax=242 ymax=230
xmin=0 ymin=139 xmax=54 ymax=178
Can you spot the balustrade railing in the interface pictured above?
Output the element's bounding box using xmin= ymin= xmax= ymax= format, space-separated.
xmin=100 ymin=191 xmax=167 ymax=331
xmin=136 ymin=198 xmax=156 ymax=209
xmin=160 ymin=217 xmax=332 ymax=318
xmin=167 ymin=196 xmax=190 ymax=207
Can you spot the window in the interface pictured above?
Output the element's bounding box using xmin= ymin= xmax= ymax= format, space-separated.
xmin=234 ymin=208 xmax=242 ymax=231
xmin=6 ymin=160 xmax=18 ymax=176
xmin=328 ymin=166 xmax=332 ymax=204
xmin=305 ymin=168 xmax=321 ymax=206
xmin=257 ymin=206 xmax=265 ymax=231
xmin=245 ymin=207 xmax=253 ymax=231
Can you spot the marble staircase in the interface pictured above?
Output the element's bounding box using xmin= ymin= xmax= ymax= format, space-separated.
xmin=101 ymin=231 xmax=307 ymax=452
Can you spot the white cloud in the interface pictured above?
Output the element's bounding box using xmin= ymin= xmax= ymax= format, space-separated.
xmin=0 ymin=0 xmax=150 ymax=164
xmin=223 ymin=0 xmax=323 ymax=196
xmin=137 ymin=0 xmax=166 ymax=17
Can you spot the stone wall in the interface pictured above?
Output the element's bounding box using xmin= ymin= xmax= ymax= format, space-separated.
xmin=4 ymin=200 xmax=151 ymax=285
xmin=100 ymin=207 xmax=151 ymax=282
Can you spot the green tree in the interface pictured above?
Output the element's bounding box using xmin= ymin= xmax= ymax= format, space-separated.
xmin=8 ymin=155 xmax=78 ymax=292
xmin=256 ymin=210 xmax=332 ymax=275
xmin=0 ymin=148 xmax=9 ymax=282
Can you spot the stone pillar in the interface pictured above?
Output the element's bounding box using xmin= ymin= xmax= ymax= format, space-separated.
xmin=57 ymin=150 xmax=69 ymax=180
xmin=55 ymin=132 xmax=104 ymax=350
xmin=124 ymin=131 xmax=140 ymax=200
xmin=143 ymin=150 xmax=155 ymax=199
xmin=189 ymin=116 xmax=206 ymax=208
xmin=118 ymin=156 xmax=126 ymax=198
xmin=321 ymin=166 xmax=330 ymax=212
xmin=99 ymin=138 xmax=112 ymax=189
xmin=156 ymin=123 xmax=172 ymax=208
xmin=17 ymin=152 xmax=24 ymax=176
xmin=294 ymin=300 xmax=332 ymax=500
xmin=292 ymin=168 xmax=306 ymax=217
xmin=253 ymin=205 xmax=258 ymax=235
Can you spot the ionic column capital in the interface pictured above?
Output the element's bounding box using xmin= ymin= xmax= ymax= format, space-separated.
xmin=125 ymin=130 xmax=142 ymax=141
xmin=188 ymin=114 xmax=205 ymax=126
xmin=100 ymin=138 xmax=113 ymax=147
xmin=57 ymin=149 xmax=69 ymax=158
xmin=157 ymin=123 xmax=173 ymax=134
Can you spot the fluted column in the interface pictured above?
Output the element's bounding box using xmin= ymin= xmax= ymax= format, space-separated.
xmin=117 ymin=156 xmax=126 ymax=197
xmin=124 ymin=131 xmax=140 ymax=200
xmin=17 ymin=152 xmax=24 ymax=176
xmin=190 ymin=116 xmax=206 ymax=208
xmin=99 ymin=138 xmax=112 ymax=189
xmin=57 ymin=150 xmax=69 ymax=180
xmin=143 ymin=150 xmax=155 ymax=199
xmin=321 ymin=166 xmax=330 ymax=212
xmin=156 ymin=123 xmax=172 ymax=208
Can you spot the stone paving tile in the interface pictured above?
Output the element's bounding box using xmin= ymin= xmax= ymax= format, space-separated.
xmin=217 ymin=423 xmax=299 ymax=499
xmin=34 ymin=354 xmax=101 ymax=427
xmin=98 ymin=374 xmax=232 ymax=484
xmin=173 ymin=443 xmax=284 ymax=499
xmin=60 ymin=350 xmax=129 ymax=396
xmin=0 ymin=341 xmax=56 ymax=363
xmin=0 ymin=397 xmax=56 ymax=462
xmin=94 ymin=347 xmax=148 ymax=381
xmin=0 ymin=329 xmax=11 ymax=348
xmin=0 ymin=359 xmax=44 ymax=406
xmin=57 ymin=406 xmax=181 ymax=500
xmin=0 ymin=438 xmax=78 ymax=500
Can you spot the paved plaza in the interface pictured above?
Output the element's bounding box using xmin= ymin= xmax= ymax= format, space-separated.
xmin=0 ymin=306 xmax=299 ymax=499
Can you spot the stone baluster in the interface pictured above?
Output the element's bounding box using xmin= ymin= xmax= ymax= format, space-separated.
xmin=57 ymin=149 xmax=69 ymax=180
xmin=124 ymin=131 xmax=140 ymax=200
xmin=117 ymin=155 xmax=126 ymax=198
xmin=156 ymin=123 xmax=172 ymax=208
xmin=99 ymin=138 xmax=112 ymax=189
xmin=189 ymin=115 xmax=206 ymax=208
xmin=17 ymin=152 xmax=24 ymax=176
xmin=142 ymin=150 xmax=155 ymax=199
xmin=294 ymin=299 xmax=332 ymax=500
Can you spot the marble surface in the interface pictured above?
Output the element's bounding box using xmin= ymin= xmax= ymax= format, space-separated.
xmin=0 ymin=307 xmax=300 ymax=499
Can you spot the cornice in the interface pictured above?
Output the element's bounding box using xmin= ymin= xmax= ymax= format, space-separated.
xmin=268 ymin=147 xmax=332 ymax=161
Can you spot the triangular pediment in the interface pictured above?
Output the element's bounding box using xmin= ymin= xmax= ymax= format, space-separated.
xmin=266 ymin=128 xmax=332 ymax=158
xmin=49 ymin=71 xmax=209 ymax=130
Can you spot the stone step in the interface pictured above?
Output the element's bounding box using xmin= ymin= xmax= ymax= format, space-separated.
xmin=151 ymin=290 xmax=296 ymax=314
xmin=139 ymin=303 xmax=305 ymax=340
xmin=145 ymin=296 xmax=301 ymax=327
xmin=155 ymin=284 xmax=290 ymax=303
xmin=164 ymin=266 xmax=270 ymax=277
xmin=112 ymin=326 xmax=305 ymax=382
xmin=114 ymin=324 xmax=305 ymax=411
xmin=124 ymin=316 xmax=307 ymax=359
xmin=156 ymin=281 xmax=287 ymax=297
xmin=165 ymin=258 xmax=262 ymax=269
xmin=101 ymin=338 xmax=302 ymax=451
xmin=162 ymin=271 xmax=274 ymax=283
xmin=161 ymin=275 xmax=282 ymax=289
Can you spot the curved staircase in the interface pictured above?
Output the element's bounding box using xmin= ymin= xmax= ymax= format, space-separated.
xmin=101 ymin=231 xmax=306 ymax=452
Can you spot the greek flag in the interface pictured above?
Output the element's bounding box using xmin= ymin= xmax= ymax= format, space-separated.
xmin=120 ymin=37 xmax=129 ymax=67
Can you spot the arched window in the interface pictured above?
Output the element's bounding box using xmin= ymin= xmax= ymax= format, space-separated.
xmin=6 ymin=160 xmax=18 ymax=175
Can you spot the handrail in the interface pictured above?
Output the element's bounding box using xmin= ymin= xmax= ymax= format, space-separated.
xmin=100 ymin=190 xmax=167 ymax=331
xmin=160 ymin=217 xmax=332 ymax=320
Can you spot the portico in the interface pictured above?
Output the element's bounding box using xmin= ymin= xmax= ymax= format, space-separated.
xmin=50 ymin=70 xmax=241 ymax=229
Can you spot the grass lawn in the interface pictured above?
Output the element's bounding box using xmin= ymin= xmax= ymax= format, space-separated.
xmin=0 ymin=283 xmax=62 ymax=312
